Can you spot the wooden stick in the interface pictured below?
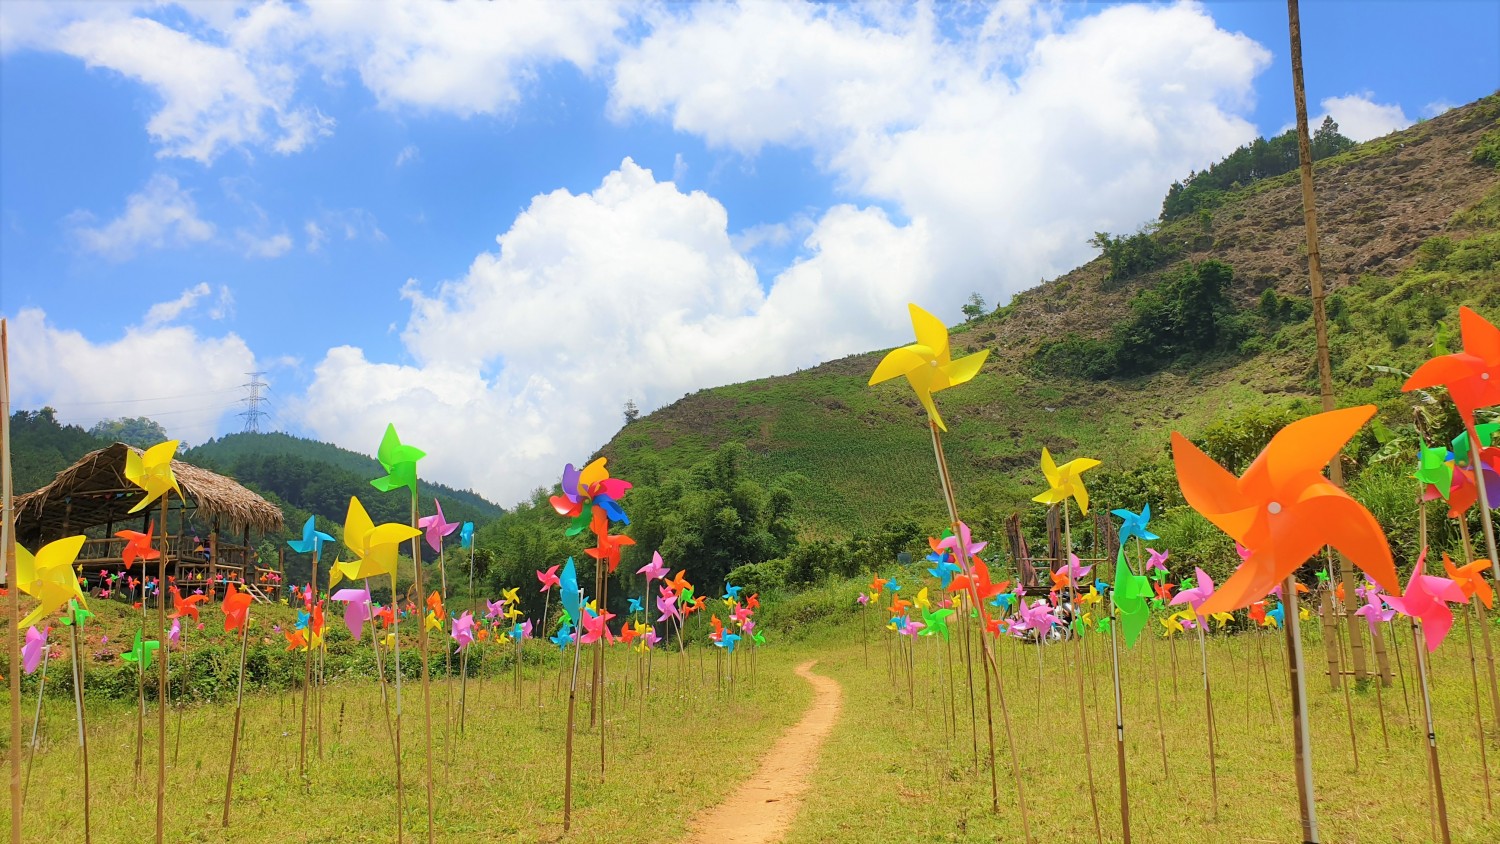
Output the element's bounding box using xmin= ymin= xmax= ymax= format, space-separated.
xmin=390 ymin=568 xmax=406 ymax=844
xmin=1062 ymin=505 xmax=1104 ymax=844
xmin=221 ymin=610 xmax=251 ymax=826
xmin=155 ymin=493 xmax=169 ymax=843
xmin=2 ymin=318 xmax=20 ymax=844
xmin=24 ymin=639 xmax=49 ymax=802
xmin=1194 ymin=617 xmax=1219 ymax=820
xmin=1459 ymin=519 xmax=1500 ymax=734
xmin=69 ymin=613 xmax=92 ymax=844
xmin=1147 ymin=616 xmax=1170 ymax=784
xmin=1412 ymin=621 xmax=1452 ymax=843
xmin=1109 ymin=596 xmax=1131 ymax=843
xmin=563 ymin=590 xmax=584 ymax=832
xmin=1281 ymin=575 xmax=1320 ymax=843
xmin=410 ymin=493 xmax=436 ymax=844
xmin=1462 ymin=602 xmax=1494 ymax=813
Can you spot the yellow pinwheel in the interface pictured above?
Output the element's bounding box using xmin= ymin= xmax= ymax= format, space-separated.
xmin=1032 ymin=447 xmax=1101 ymax=513
xmin=125 ymin=440 xmax=182 ymax=513
xmin=502 ymin=587 xmax=520 ymax=606
xmin=333 ymin=496 xmax=422 ymax=582
xmin=914 ymin=587 xmax=932 ymax=611
xmin=868 ymin=303 xmax=990 ymax=431
xmin=17 ymin=535 xmax=88 ymax=628
xmin=1210 ymin=611 xmax=1235 ymax=630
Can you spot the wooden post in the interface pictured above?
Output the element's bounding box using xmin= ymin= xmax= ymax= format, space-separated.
xmin=207 ymin=525 xmax=218 ymax=601
xmin=2 ymin=319 xmax=24 ymax=844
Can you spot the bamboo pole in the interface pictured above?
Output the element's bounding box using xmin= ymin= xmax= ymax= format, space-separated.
xmin=410 ymin=493 xmax=435 ymax=844
xmin=1194 ymin=615 xmax=1219 ymax=819
xmin=69 ymin=612 xmax=92 ymax=844
xmin=1459 ymin=519 xmax=1500 ymax=733
xmin=24 ymin=638 xmax=49 ymax=801
xmin=1462 ymin=602 xmax=1494 ymax=813
xmin=1412 ymin=621 xmax=1452 ymax=843
xmin=1 ymin=319 xmax=18 ymax=844
xmin=155 ymin=494 xmax=169 ymax=843
xmin=1108 ymin=595 xmax=1131 ymax=844
xmin=1062 ymin=506 xmax=1104 ymax=844
xmin=563 ymin=589 xmax=584 ymax=832
xmin=221 ymin=607 xmax=251 ymax=826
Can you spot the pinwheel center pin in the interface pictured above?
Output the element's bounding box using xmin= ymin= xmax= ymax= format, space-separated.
xmin=1267 ymin=501 xmax=1282 ymax=514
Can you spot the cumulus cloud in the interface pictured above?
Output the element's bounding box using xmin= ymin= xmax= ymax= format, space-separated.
xmin=395 ymin=144 xmax=421 ymax=167
xmin=293 ymin=159 xmax=931 ymax=504
xmin=7 ymin=302 xmax=257 ymax=444
xmin=71 ymin=174 xmax=215 ymax=259
xmin=1318 ymin=92 xmax=1413 ymax=142
xmin=236 ymin=229 xmax=293 ymax=258
xmin=612 ymin=0 xmax=1271 ymax=305
xmin=2 ymin=0 xmax=628 ymax=161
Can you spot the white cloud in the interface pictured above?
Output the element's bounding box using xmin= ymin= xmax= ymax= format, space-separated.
xmin=612 ymin=0 xmax=1271 ymax=307
xmin=143 ymin=282 xmax=211 ymax=326
xmin=292 ymin=159 xmax=932 ymax=504
xmin=1423 ymin=100 xmax=1456 ymax=119
xmin=304 ymin=220 xmax=327 ymax=252
xmin=236 ymin=229 xmax=293 ymax=258
xmin=1317 ymin=92 xmax=1412 ymax=142
xmin=395 ymin=144 xmax=421 ymax=167
xmin=71 ymin=174 xmax=215 ymax=259
xmin=7 ymin=304 xmax=257 ymax=444
xmin=3 ymin=1 xmax=628 ymax=161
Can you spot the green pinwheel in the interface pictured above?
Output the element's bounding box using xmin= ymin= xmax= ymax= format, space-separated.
xmin=371 ymin=423 xmax=425 ymax=493
xmin=1113 ymin=547 xmax=1153 ymax=647
xmin=920 ymin=607 xmax=955 ymax=640
xmin=123 ymin=631 xmax=161 ymax=671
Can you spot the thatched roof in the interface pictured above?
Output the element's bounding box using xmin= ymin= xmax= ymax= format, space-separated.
xmin=14 ymin=443 xmax=284 ymax=543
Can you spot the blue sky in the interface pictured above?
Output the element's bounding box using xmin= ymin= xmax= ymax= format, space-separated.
xmin=1 ymin=1 xmax=1495 ymax=504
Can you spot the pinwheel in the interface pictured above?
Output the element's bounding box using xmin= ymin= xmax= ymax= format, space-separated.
xmin=627 ymin=597 xmax=644 ymax=614
xmin=1160 ymin=613 xmax=1187 ymax=637
xmin=871 ymin=576 xmax=888 ymax=594
xmin=664 ymin=570 xmax=691 ymax=595
xmin=1355 ymin=589 xmax=1396 ymax=634
xmin=332 ymin=588 xmax=375 ymax=639
xmin=370 ymin=423 xmax=424 ymax=493
xmin=637 ymin=552 xmax=668 ymax=582
xmin=1443 ymin=424 xmax=1500 ymax=516
xmin=1265 ymin=605 xmax=1285 ymax=629
xmin=1171 ymin=568 xmax=1217 ymax=613
xmin=928 ymin=559 xmax=962 ymax=589
xmin=921 ymin=607 xmax=955 ymax=640
xmin=170 ymin=586 xmax=208 ymax=624
xmin=417 ymin=499 xmax=459 ymax=553
xmin=936 ymin=521 xmax=987 ymax=559
xmin=1415 ymin=439 xmax=1456 ymax=501
xmin=1065 ymin=553 xmax=1093 ymax=584
xmin=1210 ymin=611 xmax=1235 ymax=630
xmin=123 ymin=631 xmax=161 ymax=670
xmin=1403 ymin=306 xmax=1500 ymax=438
xmin=550 ymin=625 xmax=575 ymax=650
xmin=16 ymin=535 xmax=88 ymax=628
xmin=866 ymin=303 xmax=990 ymax=431
xmin=1019 ymin=598 xmax=1061 ymax=634
xmin=948 ymin=560 xmax=1009 ymax=604
xmin=1113 ymin=504 xmax=1160 ymax=546
xmin=23 ymin=625 xmax=48 ymax=674
xmin=885 ymin=578 xmax=901 ymax=593
xmin=1174 ymin=405 xmax=1400 ymax=615
xmin=549 ymin=458 xmax=633 ymax=536
xmin=1032 ymin=448 xmax=1101 ymax=513
xmin=1112 ymin=549 xmax=1154 ymax=646
xmin=856 ymin=593 xmax=869 ymax=606
xmin=585 ymin=531 xmax=635 ymax=573
xmin=1386 ymin=550 xmax=1468 ymax=651
xmin=333 ymin=496 xmax=422 ymax=582
xmin=559 ymin=558 xmax=582 ymax=626
xmin=459 ymin=521 xmax=475 ymax=549
xmin=914 ymin=587 xmax=932 ymax=611
xmin=719 ymin=631 xmax=742 ymax=653
xmin=484 ymin=598 xmax=505 ymax=622
xmin=537 ymin=565 xmax=561 ymax=592
xmin=288 ymin=516 xmax=335 ymax=556
xmin=580 ymin=608 xmax=616 ymax=644
xmin=222 ymin=584 xmax=252 ymax=632
xmin=116 ymin=523 xmax=161 ymax=569
xmin=1442 ymin=551 xmax=1494 ymax=608
xmin=1145 ymin=548 xmax=1170 ymax=576
xmin=124 ymin=440 xmax=181 ymax=513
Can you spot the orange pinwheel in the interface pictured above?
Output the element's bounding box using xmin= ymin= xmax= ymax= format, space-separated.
xmin=1403 ymin=306 xmax=1500 ymax=435
xmin=890 ymin=596 xmax=913 ymax=616
xmin=665 ymin=570 xmax=691 ymax=595
xmin=222 ymin=584 xmax=252 ymax=633
xmin=585 ymin=532 xmax=636 ymax=573
xmin=948 ymin=560 xmax=1008 ymax=604
xmin=426 ymin=590 xmax=445 ymax=621
xmin=871 ymin=576 xmax=888 ymax=594
xmin=1173 ymin=405 xmax=1400 ymax=615
xmin=284 ymin=629 xmax=307 ymax=651
xmin=1442 ymin=552 xmax=1494 ymax=609
xmin=170 ymin=586 xmax=208 ymax=623
xmin=116 ymin=522 xmax=161 ymax=570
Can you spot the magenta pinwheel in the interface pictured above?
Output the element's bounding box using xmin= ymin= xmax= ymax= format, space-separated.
xmin=417 ymin=499 xmax=459 ymax=553
xmin=1171 ymin=567 xmax=1216 ymax=612
xmin=1384 ymin=549 xmax=1468 ymax=652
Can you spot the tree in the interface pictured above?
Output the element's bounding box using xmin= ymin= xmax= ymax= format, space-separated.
xmin=961 ymin=292 xmax=986 ymax=322
xmin=1311 ymin=115 xmax=1355 ymax=159
xmin=89 ymin=415 xmax=169 ymax=447
xmin=622 ymin=399 xmax=639 ymax=424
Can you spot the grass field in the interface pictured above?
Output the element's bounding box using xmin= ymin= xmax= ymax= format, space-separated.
xmin=5 ymin=612 xmax=1500 ymax=842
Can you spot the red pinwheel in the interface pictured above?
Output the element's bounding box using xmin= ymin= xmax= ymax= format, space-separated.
xmin=584 ymin=531 xmax=636 ymax=574
xmin=1403 ymin=306 xmax=1500 ymax=436
xmin=170 ymin=586 xmax=208 ymax=623
xmin=116 ymin=522 xmax=161 ymax=570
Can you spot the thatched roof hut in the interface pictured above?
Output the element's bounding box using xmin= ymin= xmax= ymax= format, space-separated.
xmin=14 ymin=442 xmax=283 ymax=544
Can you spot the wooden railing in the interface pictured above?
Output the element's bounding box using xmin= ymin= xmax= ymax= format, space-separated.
xmin=75 ymin=534 xmax=281 ymax=601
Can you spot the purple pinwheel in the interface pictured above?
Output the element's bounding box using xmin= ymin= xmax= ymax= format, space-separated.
xmin=643 ymin=629 xmax=663 ymax=649
xmin=168 ymin=618 xmax=181 ymax=647
xmin=1020 ymin=598 xmax=1061 ymax=632
xmin=1145 ymin=548 xmax=1170 ymax=575
xmin=451 ymin=611 xmax=476 ymax=652
xmin=1065 ymin=553 xmax=1093 ymax=584
xmin=637 ymin=551 xmax=669 ymax=582
xmin=332 ymin=587 xmax=375 ymax=640
xmin=485 ymin=598 xmax=505 ymax=622
xmin=1355 ymin=589 xmax=1395 ymax=634
xmin=657 ymin=591 xmax=681 ymax=623
xmin=22 ymin=626 xmax=48 ymax=675
xmin=1171 ymin=567 xmax=1216 ymax=612
xmin=418 ymin=499 xmax=460 ymax=553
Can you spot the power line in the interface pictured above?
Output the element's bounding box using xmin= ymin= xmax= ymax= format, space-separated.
xmin=239 ymin=372 xmax=271 ymax=433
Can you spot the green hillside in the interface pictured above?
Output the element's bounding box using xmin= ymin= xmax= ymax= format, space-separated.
xmin=519 ymin=94 xmax=1499 ymax=593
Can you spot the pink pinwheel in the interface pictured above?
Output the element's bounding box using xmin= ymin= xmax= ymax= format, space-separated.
xmin=637 ymin=551 xmax=669 ymax=582
xmin=418 ymin=499 xmax=460 ymax=554
xmin=732 ymin=604 xmax=753 ymax=625
xmin=856 ymin=593 xmax=869 ymax=606
xmin=536 ymin=565 xmax=561 ymax=593
xmin=1384 ymin=550 xmax=1468 ymax=652
xmin=519 ymin=619 xmax=534 ymax=640
xmin=657 ymin=591 xmax=681 ymax=623
xmin=937 ymin=521 xmax=987 ymax=559
xmin=1355 ymin=589 xmax=1395 ymax=635
xmin=1234 ymin=543 xmax=1252 ymax=563
xmin=1145 ymin=548 xmax=1170 ymax=575
xmin=168 ymin=618 xmax=181 ymax=647
xmin=451 ymin=611 xmax=476 ymax=652
xmin=581 ymin=608 xmax=616 ymax=644
xmin=903 ymin=620 xmax=926 ymax=637
xmin=1065 ymin=553 xmax=1092 ymax=584
xmin=22 ymin=626 xmax=48 ymax=675
xmin=644 ymin=629 xmax=662 ymax=649
xmin=333 ymin=587 xmax=375 ymax=640
xmin=1020 ymin=598 xmax=1061 ymax=632
xmin=1172 ymin=567 xmax=1216 ymax=612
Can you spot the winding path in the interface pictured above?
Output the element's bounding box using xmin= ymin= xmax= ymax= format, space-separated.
xmin=684 ymin=660 xmax=843 ymax=844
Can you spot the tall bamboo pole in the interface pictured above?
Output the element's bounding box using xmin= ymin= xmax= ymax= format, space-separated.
xmin=410 ymin=493 xmax=435 ymax=844
xmin=2 ymin=319 xmax=21 ymax=844
xmin=155 ymin=493 xmax=169 ymax=843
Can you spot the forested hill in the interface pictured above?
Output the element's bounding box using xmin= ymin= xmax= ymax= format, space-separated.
xmin=8 ymin=414 xmax=504 ymax=556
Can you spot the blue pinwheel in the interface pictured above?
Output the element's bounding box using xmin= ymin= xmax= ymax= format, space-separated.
xmin=288 ymin=516 xmax=335 ymax=556
xmin=1111 ymin=504 xmax=1159 ymax=547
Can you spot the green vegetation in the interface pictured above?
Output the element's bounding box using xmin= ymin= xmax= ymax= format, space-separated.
xmin=87 ymin=415 xmax=169 ymax=448
xmin=1160 ymin=116 xmax=1355 ymax=221
xmin=1087 ymin=228 xmax=1179 ymax=286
